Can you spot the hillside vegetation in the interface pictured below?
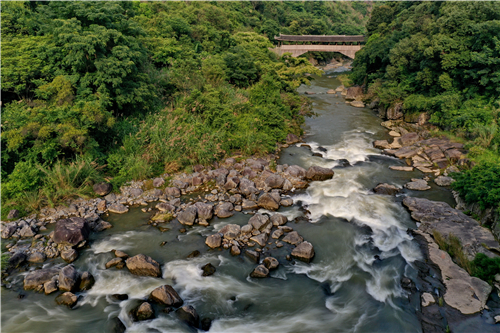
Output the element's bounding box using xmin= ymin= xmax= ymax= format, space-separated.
xmin=350 ymin=2 xmax=500 ymax=210
xmin=1 ymin=1 xmax=369 ymax=215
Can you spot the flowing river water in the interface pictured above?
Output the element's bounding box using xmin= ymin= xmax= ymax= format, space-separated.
xmin=1 ymin=72 xmax=456 ymax=333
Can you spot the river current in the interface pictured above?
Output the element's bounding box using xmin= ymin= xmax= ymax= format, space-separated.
xmin=1 ymin=73 xmax=456 ymax=332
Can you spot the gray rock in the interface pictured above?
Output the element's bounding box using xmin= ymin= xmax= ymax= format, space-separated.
xmin=19 ymin=224 xmax=36 ymax=238
xmin=165 ymin=187 xmax=181 ymax=198
xmin=24 ymin=267 xmax=60 ymax=291
xmin=1 ymin=222 xmax=18 ymax=239
xmin=242 ymin=200 xmax=258 ymax=210
xmin=241 ymin=224 xmax=253 ymax=234
xmin=195 ymin=202 xmax=213 ymax=220
xmin=205 ymin=234 xmax=222 ymax=249
xmin=61 ymin=249 xmax=78 ymax=263
xmin=8 ymin=252 xmax=26 ymax=268
xmin=135 ymin=302 xmax=154 ymax=321
xmin=403 ymin=197 xmax=500 ymax=259
xmin=153 ymin=178 xmax=165 ymax=187
xmin=219 ymin=224 xmax=241 ymax=240
xmin=286 ymin=165 xmax=307 ymax=179
xmin=215 ymin=202 xmax=234 ymax=218
xmin=404 ymin=179 xmax=431 ymax=191
xmin=249 ymin=214 xmax=270 ymax=230
xmin=373 ymin=183 xmax=400 ymax=195
xmin=263 ymin=257 xmax=279 ymax=270
xmin=265 ymin=175 xmax=285 ymax=189
xmin=282 ymin=231 xmax=303 ymax=245
xmin=239 ymin=178 xmax=258 ymax=196
xmin=106 ymin=257 xmax=123 ymax=269
xmin=291 ymin=241 xmax=315 ymax=263
xmin=93 ymin=182 xmax=113 ymax=196
xmin=149 ymin=285 xmax=183 ymax=307
xmin=257 ymin=193 xmax=279 ymax=211
xmin=178 ymin=206 xmax=197 ymax=226
xmin=7 ymin=209 xmax=19 ymax=219
xmin=56 ymin=292 xmax=78 ymax=308
xmin=59 ymin=265 xmax=80 ymax=292
xmin=280 ymin=198 xmax=293 ymax=207
xmin=201 ymin=263 xmax=216 ymax=276
xmin=305 ymin=166 xmax=334 ymax=181
xmin=399 ymin=132 xmax=420 ymax=146
xmin=156 ymin=203 xmax=175 ymax=212
xmin=27 ymin=252 xmax=46 ymax=263
xmin=250 ymin=265 xmax=269 ymax=278
xmin=250 ymin=233 xmax=268 ymax=247
xmin=282 ymin=179 xmax=293 ymax=191
xmin=271 ymin=214 xmax=287 ymax=226
xmin=94 ymin=220 xmax=113 ymax=232
xmin=434 ymin=176 xmax=455 ymax=187
xmin=108 ymin=203 xmax=129 ymax=214
xmin=44 ymin=276 xmax=58 ymax=295
xmin=224 ymin=177 xmax=240 ymax=191
xmin=125 ymin=254 xmax=162 ymax=277
xmin=286 ymin=133 xmax=300 ymax=144
xmin=245 ymin=250 xmax=260 ymax=263
xmin=79 ymin=271 xmax=95 ymax=291
xmin=53 ymin=217 xmax=90 ymax=246
xmin=177 ymin=305 xmax=199 ymax=328
xmin=271 ymin=229 xmax=284 ymax=239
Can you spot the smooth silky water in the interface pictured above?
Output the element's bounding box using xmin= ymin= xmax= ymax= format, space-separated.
xmin=1 ymin=73 xmax=456 ymax=332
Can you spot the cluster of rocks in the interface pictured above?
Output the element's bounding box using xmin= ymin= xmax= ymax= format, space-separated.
xmin=205 ymin=213 xmax=315 ymax=277
xmin=105 ymin=252 xmax=162 ymax=278
xmin=23 ymin=264 xmax=94 ymax=308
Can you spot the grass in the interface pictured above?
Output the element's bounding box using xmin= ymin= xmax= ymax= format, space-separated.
xmin=433 ymin=230 xmax=473 ymax=275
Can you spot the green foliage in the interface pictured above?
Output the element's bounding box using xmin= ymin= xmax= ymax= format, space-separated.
xmin=451 ymin=163 xmax=500 ymax=210
xmin=472 ymin=253 xmax=500 ymax=285
xmin=433 ymin=230 xmax=472 ymax=275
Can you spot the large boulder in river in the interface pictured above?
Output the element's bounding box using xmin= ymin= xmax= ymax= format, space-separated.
xmin=257 ymin=193 xmax=279 ymax=211
xmin=177 ymin=305 xmax=200 ymax=329
xmin=286 ymin=165 xmax=306 ymax=179
xmin=56 ymin=292 xmax=78 ymax=308
xmin=373 ymin=183 xmax=400 ymax=195
xmin=149 ymin=285 xmax=183 ymax=307
xmin=53 ymin=217 xmax=90 ymax=246
xmin=345 ymin=86 xmax=363 ymax=101
xmin=59 ymin=265 xmax=80 ymax=292
xmin=250 ymin=265 xmax=269 ymax=278
xmin=178 ymin=206 xmax=197 ymax=225
xmin=135 ymin=302 xmax=154 ymax=321
xmin=24 ymin=267 xmax=60 ymax=291
xmin=219 ymin=224 xmax=241 ymax=240
xmin=93 ymin=182 xmax=113 ymax=196
xmin=282 ymin=231 xmax=303 ymax=245
xmin=195 ymin=202 xmax=213 ymax=220
xmin=205 ymin=234 xmax=222 ymax=249
xmin=125 ymin=254 xmax=162 ymax=277
xmin=249 ymin=214 xmax=270 ymax=230
xmin=239 ymin=178 xmax=258 ymax=196
xmin=165 ymin=187 xmax=181 ymax=198
xmin=215 ymin=202 xmax=234 ymax=218
xmin=291 ymin=241 xmax=315 ymax=263
xmin=265 ymin=174 xmax=285 ymax=189
xmin=305 ymin=166 xmax=334 ymax=181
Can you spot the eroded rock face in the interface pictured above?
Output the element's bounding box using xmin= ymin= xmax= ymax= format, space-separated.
xmin=53 ymin=217 xmax=90 ymax=246
xmin=305 ymin=166 xmax=334 ymax=181
xmin=125 ymin=254 xmax=162 ymax=277
xmin=149 ymin=285 xmax=183 ymax=307
xmin=403 ymin=197 xmax=500 ymax=259
xmin=416 ymin=231 xmax=492 ymax=315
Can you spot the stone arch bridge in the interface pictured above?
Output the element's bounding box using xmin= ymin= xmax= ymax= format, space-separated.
xmin=271 ymin=34 xmax=364 ymax=59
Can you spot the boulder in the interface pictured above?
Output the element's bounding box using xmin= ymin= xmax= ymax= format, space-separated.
xmin=242 ymin=200 xmax=258 ymax=210
xmin=55 ymin=292 xmax=78 ymax=308
xmin=265 ymin=175 xmax=285 ymax=189
xmin=241 ymin=224 xmax=253 ymax=234
xmin=165 ymin=187 xmax=181 ymax=198
xmin=280 ymin=198 xmax=293 ymax=207
xmin=195 ymin=202 xmax=213 ymax=220
xmin=61 ymin=249 xmax=78 ymax=263
xmin=215 ymin=202 xmax=234 ymax=218
xmin=282 ymin=231 xmax=303 ymax=245
xmin=405 ymin=179 xmax=431 ymax=191
xmin=421 ymin=292 xmax=435 ymax=307
xmin=249 ymin=214 xmax=270 ymax=230
xmin=53 ymin=217 xmax=90 ymax=246
xmin=219 ymin=224 xmax=241 ymax=240
xmin=286 ymin=165 xmax=306 ymax=179
xmin=257 ymin=193 xmax=279 ymax=211
xmin=27 ymin=252 xmax=46 ymax=263
xmin=389 ymin=166 xmax=414 ymax=172
xmin=44 ymin=277 xmax=58 ymax=295
xmin=8 ymin=252 xmax=26 ymax=268
xmin=386 ymin=103 xmax=403 ymax=120
xmin=106 ymin=257 xmax=123 ymax=269
xmin=156 ymin=203 xmax=175 ymax=212
xmin=7 ymin=209 xmax=19 ymax=220
xmin=150 ymin=285 xmax=183 ymax=307
xmin=201 ymin=263 xmax=216 ymax=277
xmin=291 ymin=241 xmax=315 ymax=263
xmin=271 ymin=214 xmax=287 ymax=226
xmin=399 ymin=133 xmax=420 ymax=146
xmin=250 ymin=265 xmax=269 ymax=278
xmin=205 ymin=234 xmax=222 ymax=249
xmin=224 ymin=177 xmax=240 ymax=191
xmin=151 ymin=212 xmax=174 ymax=223
xmin=108 ymin=203 xmax=129 ymax=214
xmin=373 ymin=183 xmax=400 ymax=195
xmin=79 ymin=271 xmax=95 ymax=291
xmin=135 ymin=302 xmax=154 ymax=321
xmin=93 ymin=182 xmax=113 ymax=196
xmin=239 ymin=178 xmax=258 ymax=196
xmin=345 ymin=86 xmax=363 ymax=101
xmin=178 ymin=206 xmax=197 ymax=226
xmin=24 ymin=267 xmax=60 ymax=291
xmin=250 ymin=233 xmax=268 ymax=247
xmin=177 ymin=305 xmax=200 ymax=329
xmin=263 ymin=257 xmax=279 ymax=270
xmin=445 ymin=149 xmax=464 ymax=162
xmin=434 ymin=176 xmax=455 ymax=187
xmin=393 ymin=146 xmax=421 ymax=159
xmin=153 ymin=178 xmax=165 ymax=188
xmin=305 ymin=166 xmax=334 ymax=181
xmin=245 ymin=250 xmax=260 ymax=263
xmin=19 ymin=224 xmax=36 ymax=238
xmin=1 ymin=222 xmax=18 ymax=239
xmin=350 ymin=101 xmax=365 ymax=108
xmin=125 ymin=254 xmax=162 ymax=277
xmin=373 ymin=140 xmax=391 ymax=150
xmin=59 ymin=265 xmax=80 ymax=292
xmin=286 ymin=133 xmax=300 ymax=145
xmin=230 ymin=246 xmax=240 ymax=256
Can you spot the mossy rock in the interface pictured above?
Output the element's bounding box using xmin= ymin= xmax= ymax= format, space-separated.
xmin=151 ymin=212 xmax=174 ymax=223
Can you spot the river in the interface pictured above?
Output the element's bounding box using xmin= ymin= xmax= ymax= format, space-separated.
xmin=1 ymin=72 xmax=456 ymax=332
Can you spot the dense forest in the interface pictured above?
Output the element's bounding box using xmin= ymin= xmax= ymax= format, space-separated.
xmin=351 ymin=2 xmax=500 ymax=210
xmin=1 ymin=1 xmax=370 ymax=216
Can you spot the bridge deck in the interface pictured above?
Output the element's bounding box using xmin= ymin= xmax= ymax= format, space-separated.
xmin=271 ymin=44 xmax=362 ymax=59
xmin=274 ymin=34 xmax=365 ymax=43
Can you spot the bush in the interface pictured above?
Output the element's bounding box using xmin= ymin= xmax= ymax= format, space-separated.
xmin=451 ymin=163 xmax=500 ymax=210
xmin=472 ymin=253 xmax=500 ymax=285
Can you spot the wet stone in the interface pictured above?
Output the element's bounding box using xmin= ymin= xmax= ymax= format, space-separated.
xmin=201 ymin=263 xmax=216 ymax=276
xmin=250 ymin=265 xmax=269 ymax=278
xmin=56 ymin=292 xmax=78 ymax=308
xmin=282 ymin=231 xmax=303 ymax=245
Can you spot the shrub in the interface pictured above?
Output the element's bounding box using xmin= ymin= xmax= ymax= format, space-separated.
xmin=472 ymin=253 xmax=500 ymax=285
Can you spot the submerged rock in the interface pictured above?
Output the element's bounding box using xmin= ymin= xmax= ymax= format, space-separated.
xmin=177 ymin=305 xmax=200 ymax=328
xmin=373 ymin=183 xmax=400 ymax=195
xmin=56 ymin=292 xmax=78 ymax=308
xmin=125 ymin=254 xmax=162 ymax=277
xmin=135 ymin=302 xmax=154 ymax=321
xmin=201 ymin=263 xmax=216 ymax=277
